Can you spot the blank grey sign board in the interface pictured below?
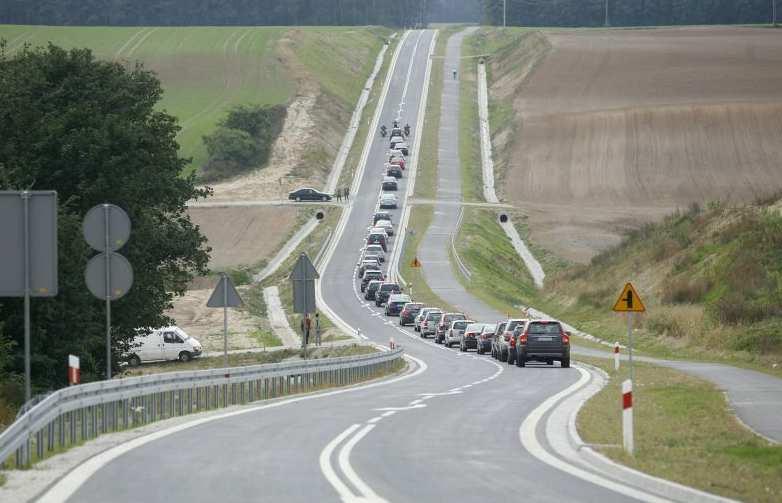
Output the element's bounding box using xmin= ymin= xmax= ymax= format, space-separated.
xmin=0 ymin=191 xmax=58 ymax=297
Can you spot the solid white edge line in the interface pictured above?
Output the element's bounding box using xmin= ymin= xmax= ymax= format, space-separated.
xmin=38 ymin=352 xmax=427 ymax=503
xmin=337 ymin=424 xmax=388 ymax=502
xmin=320 ymin=424 xmax=363 ymax=501
xmin=518 ymin=366 xmax=669 ymax=503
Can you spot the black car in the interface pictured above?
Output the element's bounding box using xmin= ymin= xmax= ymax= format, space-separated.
xmin=364 ymin=280 xmax=382 ymax=301
xmin=399 ymin=303 xmax=423 ymax=325
xmin=386 ymin=166 xmax=403 ymax=179
xmin=385 ymin=294 xmax=412 ymax=316
xmin=361 ymin=270 xmax=384 ymax=292
xmin=288 ymin=188 xmax=331 ymax=202
xmin=515 ymin=320 xmax=571 ymax=368
xmin=375 ymin=282 xmax=401 ymax=307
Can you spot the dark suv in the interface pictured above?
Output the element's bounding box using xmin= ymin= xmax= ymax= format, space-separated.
xmin=515 ymin=320 xmax=571 ymax=368
xmin=361 ymin=270 xmax=384 ymax=292
xmin=364 ymin=280 xmax=382 ymax=301
xmin=399 ymin=303 xmax=423 ymax=326
xmin=375 ymin=282 xmax=401 ymax=306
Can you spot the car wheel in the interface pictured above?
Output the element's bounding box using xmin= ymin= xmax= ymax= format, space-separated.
xmin=296 ymin=196 xmax=301 ymax=202
xmin=128 ymin=354 xmax=141 ymax=367
xmin=561 ymin=358 xmax=570 ymax=368
xmin=322 ymin=196 xmax=327 ymax=201
xmin=547 ymin=359 xmax=554 ymax=365
xmin=179 ymin=351 xmax=192 ymax=363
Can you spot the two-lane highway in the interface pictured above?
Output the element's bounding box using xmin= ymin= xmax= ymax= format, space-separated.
xmin=49 ymin=31 xmax=642 ymax=503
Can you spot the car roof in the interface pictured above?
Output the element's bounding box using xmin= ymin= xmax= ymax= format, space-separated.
xmin=388 ymin=294 xmax=411 ymax=301
xmin=465 ymin=323 xmax=485 ymax=331
xmin=383 ymin=176 xmax=396 ymax=182
xmin=367 ymin=280 xmax=382 ymax=286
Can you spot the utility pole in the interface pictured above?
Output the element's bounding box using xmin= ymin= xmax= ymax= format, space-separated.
xmin=774 ymin=0 xmax=778 ymax=27
xmin=503 ymin=0 xmax=507 ymax=27
xmin=605 ymin=0 xmax=610 ymax=27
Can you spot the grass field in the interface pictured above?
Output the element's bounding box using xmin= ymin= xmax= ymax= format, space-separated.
xmin=0 ymin=25 xmax=389 ymax=173
xmin=578 ymin=357 xmax=782 ymax=502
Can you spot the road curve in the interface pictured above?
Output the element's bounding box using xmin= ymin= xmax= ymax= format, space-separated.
xmin=60 ymin=31 xmax=637 ymax=503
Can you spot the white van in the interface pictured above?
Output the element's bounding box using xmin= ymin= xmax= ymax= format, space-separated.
xmin=126 ymin=326 xmax=203 ymax=366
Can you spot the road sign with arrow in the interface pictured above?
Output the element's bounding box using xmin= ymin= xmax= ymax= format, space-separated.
xmin=612 ymin=282 xmax=645 ymax=312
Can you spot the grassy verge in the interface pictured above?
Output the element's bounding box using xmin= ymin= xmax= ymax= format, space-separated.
xmin=398 ymin=206 xmax=457 ymax=312
xmin=578 ymin=357 xmax=782 ymax=502
xmin=251 ymin=330 xmax=282 ymax=348
xmin=458 ymin=35 xmax=483 ymax=203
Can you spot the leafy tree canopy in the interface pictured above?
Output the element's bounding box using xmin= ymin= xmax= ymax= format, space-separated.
xmin=0 ymin=42 xmax=211 ymax=391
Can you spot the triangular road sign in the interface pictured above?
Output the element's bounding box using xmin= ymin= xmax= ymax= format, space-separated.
xmin=207 ymin=274 xmax=243 ymax=308
xmin=410 ymin=257 xmax=422 ymax=268
xmin=612 ymin=282 xmax=645 ymax=312
xmin=290 ymin=253 xmax=320 ymax=281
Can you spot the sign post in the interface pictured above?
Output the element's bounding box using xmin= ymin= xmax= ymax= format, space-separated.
xmin=290 ymin=253 xmax=319 ymax=359
xmin=0 ymin=191 xmax=58 ymax=403
xmin=83 ymin=204 xmax=133 ymax=380
xmin=207 ymin=273 xmax=244 ymax=367
xmin=68 ymin=355 xmax=80 ymax=385
xmin=612 ymin=282 xmax=645 ymax=455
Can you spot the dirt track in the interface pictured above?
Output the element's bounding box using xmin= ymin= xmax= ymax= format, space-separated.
xmin=504 ymin=27 xmax=782 ymax=263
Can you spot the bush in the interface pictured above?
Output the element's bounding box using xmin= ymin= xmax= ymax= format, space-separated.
xmin=728 ymin=320 xmax=782 ymax=353
xmin=200 ymin=104 xmax=287 ymax=181
xmin=662 ymin=277 xmax=711 ymax=304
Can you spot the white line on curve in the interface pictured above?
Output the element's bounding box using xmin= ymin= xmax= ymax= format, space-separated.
xmin=320 ymin=424 xmax=363 ymax=501
xmin=518 ymin=367 xmax=669 ymax=503
xmin=338 ymin=424 xmax=388 ymax=502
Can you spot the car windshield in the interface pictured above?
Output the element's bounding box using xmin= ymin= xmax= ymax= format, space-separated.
xmin=452 ymin=321 xmax=468 ymax=330
xmin=506 ymin=320 xmax=524 ymax=332
xmin=465 ymin=323 xmax=483 ymax=332
xmin=528 ymin=322 xmax=562 ymax=335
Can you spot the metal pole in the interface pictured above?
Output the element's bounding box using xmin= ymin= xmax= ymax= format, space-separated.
xmin=605 ymin=0 xmax=610 ymax=26
xmin=774 ymin=0 xmax=778 ymax=27
xmin=223 ymin=273 xmax=228 ymax=367
xmin=104 ymin=205 xmax=112 ymax=379
xmin=22 ymin=191 xmax=31 ymax=403
xmin=503 ymin=0 xmax=506 ymax=27
xmin=627 ymin=312 xmax=634 ymax=385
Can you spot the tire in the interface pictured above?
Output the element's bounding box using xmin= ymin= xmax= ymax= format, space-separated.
xmin=322 ymin=196 xmax=327 ymax=201
xmin=128 ymin=354 xmax=141 ymax=367
xmin=178 ymin=351 xmax=192 ymax=363
xmin=561 ymin=358 xmax=570 ymax=368
xmin=547 ymin=359 xmax=554 ymax=366
xmin=296 ymin=196 xmax=301 ymax=202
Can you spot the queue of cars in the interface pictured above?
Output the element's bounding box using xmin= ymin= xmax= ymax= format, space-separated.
xmin=352 ymin=119 xmax=572 ymax=369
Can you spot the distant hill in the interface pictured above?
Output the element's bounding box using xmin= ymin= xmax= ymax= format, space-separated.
xmin=483 ymin=0 xmax=775 ymax=27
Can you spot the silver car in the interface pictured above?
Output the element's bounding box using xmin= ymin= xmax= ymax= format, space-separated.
xmin=445 ymin=320 xmax=474 ymax=348
xmin=414 ymin=307 xmax=438 ymax=332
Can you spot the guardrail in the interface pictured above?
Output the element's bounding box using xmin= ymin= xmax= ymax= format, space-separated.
xmin=451 ymin=207 xmax=472 ymax=281
xmin=0 ymin=348 xmax=404 ymax=468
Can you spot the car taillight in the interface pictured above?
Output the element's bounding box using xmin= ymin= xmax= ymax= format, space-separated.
xmin=519 ymin=331 xmax=528 ymax=345
xmin=503 ymin=334 xmax=510 ymax=341
xmin=561 ymin=331 xmax=570 ymax=345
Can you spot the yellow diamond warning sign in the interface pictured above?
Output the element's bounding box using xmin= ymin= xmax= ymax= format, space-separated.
xmin=410 ymin=257 xmax=422 ymax=268
xmin=612 ymin=283 xmax=646 ymax=312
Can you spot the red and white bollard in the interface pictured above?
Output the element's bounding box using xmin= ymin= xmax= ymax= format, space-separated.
xmin=68 ymin=354 xmax=80 ymax=386
xmin=622 ymin=379 xmax=634 ymax=455
xmin=613 ymin=342 xmax=620 ymax=371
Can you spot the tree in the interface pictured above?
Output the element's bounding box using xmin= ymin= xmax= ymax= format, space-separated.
xmin=0 ymin=43 xmax=211 ymax=391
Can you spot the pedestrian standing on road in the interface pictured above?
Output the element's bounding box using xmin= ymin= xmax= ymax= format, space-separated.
xmin=315 ymin=313 xmax=321 ymax=346
xmin=343 ymin=187 xmax=350 ymax=201
xmin=336 ymin=189 xmax=342 ymax=202
xmin=453 ymin=69 xmax=457 ymax=80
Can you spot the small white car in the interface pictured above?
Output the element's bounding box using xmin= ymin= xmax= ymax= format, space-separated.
xmin=379 ymin=193 xmax=398 ymax=209
xmin=126 ymin=326 xmax=202 ymax=366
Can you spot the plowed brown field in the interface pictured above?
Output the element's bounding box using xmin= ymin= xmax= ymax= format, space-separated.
xmin=504 ymin=27 xmax=782 ymax=262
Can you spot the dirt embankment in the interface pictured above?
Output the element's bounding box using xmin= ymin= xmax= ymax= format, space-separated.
xmin=494 ymin=27 xmax=782 ymax=263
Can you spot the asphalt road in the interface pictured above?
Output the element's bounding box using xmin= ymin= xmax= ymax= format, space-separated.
xmin=62 ymin=30 xmax=642 ymax=503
